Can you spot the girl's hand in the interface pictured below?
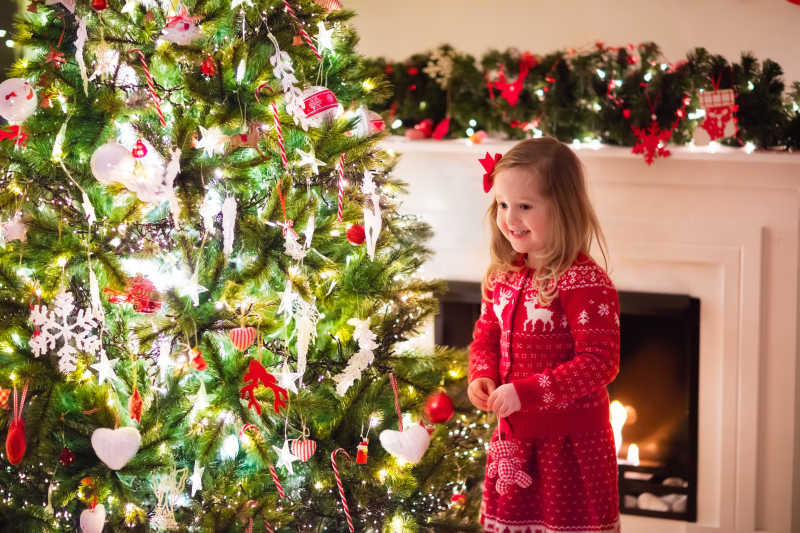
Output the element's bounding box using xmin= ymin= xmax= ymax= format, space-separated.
xmin=467 ymin=378 xmax=496 ymax=411
xmin=487 ymin=383 xmax=521 ymax=418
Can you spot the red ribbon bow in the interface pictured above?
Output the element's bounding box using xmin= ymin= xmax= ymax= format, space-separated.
xmin=479 ymin=152 xmax=502 ymax=192
xmin=0 ymin=125 xmax=27 ymax=147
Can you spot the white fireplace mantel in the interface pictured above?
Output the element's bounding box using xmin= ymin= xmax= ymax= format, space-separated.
xmin=381 ymin=137 xmax=800 ymax=533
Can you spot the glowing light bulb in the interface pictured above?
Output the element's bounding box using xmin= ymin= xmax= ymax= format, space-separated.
xmin=221 ymin=434 xmax=239 ymax=459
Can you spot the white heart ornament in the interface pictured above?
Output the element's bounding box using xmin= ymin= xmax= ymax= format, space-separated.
xmin=80 ymin=503 xmax=106 ymax=533
xmin=91 ymin=427 xmax=141 ymax=470
xmin=379 ymin=424 xmax=430 ymax=464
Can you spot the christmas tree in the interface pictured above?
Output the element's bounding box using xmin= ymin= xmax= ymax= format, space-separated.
xmin=0 ymin=1 xmax=489 ymax=531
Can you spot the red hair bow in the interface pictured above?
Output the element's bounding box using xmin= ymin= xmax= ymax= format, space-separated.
xmin=479 ymin=152 xmax=502 ymax=192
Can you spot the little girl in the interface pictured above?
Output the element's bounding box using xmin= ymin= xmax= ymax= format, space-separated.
xmin=468 ymin=137 xmax=621 ymax=533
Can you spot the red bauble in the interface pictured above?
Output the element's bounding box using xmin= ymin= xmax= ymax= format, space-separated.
xmin=132 ymin=139 xmax=147 ymax=158
xmin=5 ymin=418 xmax=26 ymax=466
xmin=201 ymin=55 xmax=216 ymax=76
xmin=450 ymin=493 xmax=466 ymax=507
xmin=59 ymin=446 xmax=75 ymax=466
xmin=346 ymin=224 xmax=366 ymax=245
xmin=424 ymin=390 xmax=454 ymax=424
xmin=91 ymin=0 xmax=107 ymax=10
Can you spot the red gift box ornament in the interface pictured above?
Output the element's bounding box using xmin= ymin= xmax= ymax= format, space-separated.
xmin=290 ymin=438 xmax=317 ymax=461
xmin=5 ymin=382 xmax=29 ymax=466
xmin=229 ymin=326 xmax=256 ymax=351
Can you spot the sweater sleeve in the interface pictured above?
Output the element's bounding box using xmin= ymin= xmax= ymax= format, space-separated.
xmin=468 ymin=279 xmax=501 ymax=384
xmin=513 ymin=263 xmax=620 ymax=407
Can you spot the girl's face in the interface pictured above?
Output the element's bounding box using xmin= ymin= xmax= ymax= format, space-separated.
xmin=493 ymin=167 xmax=553 ymax=265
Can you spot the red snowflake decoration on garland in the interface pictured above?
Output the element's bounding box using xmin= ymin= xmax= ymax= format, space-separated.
xmin=631 ymin=119 xmax=676 ymax=165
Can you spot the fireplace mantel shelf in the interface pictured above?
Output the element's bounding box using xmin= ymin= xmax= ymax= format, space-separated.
xmin=381 ymin=136 xmax=800 ymax=163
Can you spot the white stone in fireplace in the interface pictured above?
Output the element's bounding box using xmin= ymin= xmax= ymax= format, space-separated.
xmin=382 ymin=137 xmax=800 ymax=533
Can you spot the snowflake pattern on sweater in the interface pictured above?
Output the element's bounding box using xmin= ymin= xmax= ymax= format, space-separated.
xmin=469 ymin=252 xmax=620 ymax=532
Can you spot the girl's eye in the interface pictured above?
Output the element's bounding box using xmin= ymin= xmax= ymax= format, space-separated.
xmin=498 ymin=202 xmax=508 ymax=209
xmin=521 ymin=204 xmax=532 ymax=210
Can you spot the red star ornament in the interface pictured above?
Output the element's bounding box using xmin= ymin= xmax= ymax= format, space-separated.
xmin=631 ymin=119 xmax=676 ymax=165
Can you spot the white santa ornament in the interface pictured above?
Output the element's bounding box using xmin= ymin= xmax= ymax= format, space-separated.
xmin=161 ymin=6 xmax=203 ymax=45
xmin=0 ymin=78 xmax=37 ymax=122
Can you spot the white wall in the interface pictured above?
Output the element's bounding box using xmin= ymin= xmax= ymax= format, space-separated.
xmin=347 ymin=0 xmax=800 ymax=88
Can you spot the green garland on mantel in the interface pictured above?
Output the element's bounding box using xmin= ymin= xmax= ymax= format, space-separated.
xmin=364 ymin=43 xmax=800 ymax=152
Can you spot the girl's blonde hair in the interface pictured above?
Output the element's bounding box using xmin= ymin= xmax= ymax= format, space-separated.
xmin=482 ymin=137 xmax=609 ymax=307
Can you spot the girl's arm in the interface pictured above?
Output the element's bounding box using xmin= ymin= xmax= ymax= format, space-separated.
xmin=468 ymin=280 xmax=501 ymax=385
xmin=513 ymin=263 xmax=620 ymax=407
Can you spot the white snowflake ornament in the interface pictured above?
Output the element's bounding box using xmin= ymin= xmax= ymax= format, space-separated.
xmin=332 ymin=317 xmax=378 ymax=395
xmin=29 ymin=291 xmax=103 ymax=374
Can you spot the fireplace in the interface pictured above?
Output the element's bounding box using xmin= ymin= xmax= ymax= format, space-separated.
xmin=436 ymin=283 xmax=699 ymax=522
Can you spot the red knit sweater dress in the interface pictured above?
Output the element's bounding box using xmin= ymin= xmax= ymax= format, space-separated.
xmin=469 ymin=252 xmax=621 ymax=533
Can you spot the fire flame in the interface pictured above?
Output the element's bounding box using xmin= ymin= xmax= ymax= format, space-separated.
xmin=627 ymin=443 xmax=640 ymax=466
xmin=610 ymin=400 xmax=627 ymax=457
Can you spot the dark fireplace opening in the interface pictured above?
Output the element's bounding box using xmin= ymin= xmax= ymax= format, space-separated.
xmin=436 ymin=282 xmax=699 ymax=522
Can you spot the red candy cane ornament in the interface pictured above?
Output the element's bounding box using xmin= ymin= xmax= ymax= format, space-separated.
xmin=331 ymin=448 xmax=355 ymax=532
xmin=128 ymin=49 xmax=166 ymax=128
xmin=282 ymin=0 xmax=322 ymax=60
xmin=336 ymin=153 xmax=346 ymax=222
xmin=269 ymin=464 xmax=286 ymax=498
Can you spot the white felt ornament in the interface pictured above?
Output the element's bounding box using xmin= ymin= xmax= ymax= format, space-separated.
xmin=29 ymin=291 xmax=103 ymax=374
xmin=1 ymin=212 xmax=28 ymax=243
xmin=90 ymin=142 xmax=136 ymax=185
xmin=379 ymin=424 xmax=430 ymax=464
xmin=75 ymin=17 xmax=89 ymax=96
xmin=267 ymin=32 xmax=319 ymax=131
xmin=90 ymin=41 xmax=120 ymax=81
xmin=91 ymin=427 xmax=141 ymax=470
xmin=332 ymin=318 xmax=377 ymax=395
xmin=361 ymin=171 xmax=381 ymax=260
xmin=284 ymin=229 xmax=307 ymax=262
xmin=293 ymin=298 xmax=320 ymax=381
xmin=0 ymin=78 xmax=37 ymax=123
xmin=80 ymin=504 xmax=106 ymax=533
xmin=200 ymin=189 xmax=223 ymax=235
xmin=222 ymin=196 xmax=237 ymax=256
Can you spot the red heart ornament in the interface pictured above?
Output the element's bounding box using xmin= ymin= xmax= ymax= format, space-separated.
xmin=290 ymin=438 xmax=317 ymax=461
xmin=229 ymin=327 xmax=257 ymax=351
